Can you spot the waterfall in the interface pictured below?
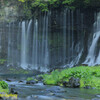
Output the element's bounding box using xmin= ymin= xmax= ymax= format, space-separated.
xmin=62 ymin=10 xmax=84 ymax=68
xmin=0 ymin=27 xmax=1 ymax=54
xmin=63 ymin=9 xmax=67 ymax=65
xmin=7 ymin=23 xmax=11 ymax=65
xmin=30 ymin=10 xmax=84 ymax=70
xmin=83 ymin=12 xmax=100 ymax=66
xmin=21 ymin=20 xmax=32 ymax=69
xmin=21 ymin=21 xmax=27 ymax=69
xmin=26 ymin=20 xmax=32 ymax=65
xmin=32 ymin=19 xmax=38 ymax=69
xmin=5 ymin=10 xmax=100 ymax=72
xmin=32 ymin=13 xmax=49 ymax=72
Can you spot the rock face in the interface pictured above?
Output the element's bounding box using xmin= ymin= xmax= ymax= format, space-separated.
xmin=0 ymin=0 xmax=20 ymax=22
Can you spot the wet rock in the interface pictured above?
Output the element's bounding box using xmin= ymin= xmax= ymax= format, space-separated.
xmin=63 ymin=77 xmax=80 ymax=88
xmin=84 ymin=86 xmax=91 ymax=89
xmin=96 ymin=95 xmax=100 ymax=98
xmin=26 ymin=95 xmax=38 ymax=100
xmin=26 ymin=80 xmax=38 ymax=84
xmin=27 ymin=95 xmax=65 ymax=100
xmin=63 ymin=81 xmax=69 ymax=87
xmin=92 ymin=87 xmax=96 ymax=89
xmin=0 ymin=92 xmax=18 ymax=100
xmin=92 ymin=98 xmax=100 ymax=100
xmin=6 ymin=78 xmax=13 ymax=82
xmin=46 ymin=86 xmax=67 ymax=93
xmin=10 ymin=84 xmax=16 ymax=87
xmin=48 ymin=93 xmax=55 ymax=96
xmin=35 ymin=75 xmax=43 ymax=82
xmin=19 ymin=80 xmax=23 ymax=83
xmin=81 ymin=64 xmax=88 ymax=66
xmin=10 ymin=88 xmax=18 ymax=94
xmin=0 ymin=96 xmax=3 ymax=100
xmin=69 ymin=77 xmax=80 ymax=88
xmin=35 ymin=82 xmax=43 ymax=86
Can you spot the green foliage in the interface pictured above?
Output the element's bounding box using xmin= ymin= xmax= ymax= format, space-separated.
xmin=18 ymin=0 xmax=26 ymax=2
xmin=17 ymin=0 xmax=100 ymax=18
xmin=26 ymin=77 xmax=33 ymax=81
xmin=0 ymin=81 xmax=8 ymax=89
xmin=0 ymin=81 xmax=9 ymax=93
xmin=18 ymin=0 xmax=100 ymax=11
xmin=43 ymin=66 xmax=100 ymax=89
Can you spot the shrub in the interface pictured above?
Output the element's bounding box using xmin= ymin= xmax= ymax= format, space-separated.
xmin=0 ymin=81 xmax=8 ymax=89
xmin=0 ymin=81 xmax=9 ymax=93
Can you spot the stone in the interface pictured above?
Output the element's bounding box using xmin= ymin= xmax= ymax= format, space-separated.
xmin=19 ymin=80 xmax=23 ymax=83
xmin=92 ymin=98 xmax=100 ymax=100
xmin=63 ymin=81 xmax=69 ymax=87
xmin=6 ymin=78 xmax=13 ymax=82
xmin=96 ymin=95 xmax=100 ymax=98
xmin=26 ymin=80 xmax=38 ymax=84
xmin=35 ymin=75 xmax=43 ymax=82
xmin=0 ymin=96 xmax=3 ymax=100
xmin=84 ymin=86 xmax=91 ymax=89
xmin=68 ymin=77 xmax=80 ymax=88
xmin=10 ymin=88 xmax=18 ymax=94
xmin=46 ymin=86 xmax=67 ymax=93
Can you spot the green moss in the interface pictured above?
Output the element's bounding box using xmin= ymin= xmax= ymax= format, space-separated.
xmin=43 ymin=66 xmax=100 ymax=89
xmin=26 ymin=77 xmax=33 ymax=81
xmin=0 ymin=59 xmax=6 ymax=65
xmin=9 ymin=68 xmax=29 ymax=74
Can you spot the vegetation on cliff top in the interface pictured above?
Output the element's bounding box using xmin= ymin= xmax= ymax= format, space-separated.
xmin=18 ymin=0 xmax=100 ymax=12
xmin=43 ymin=66 xmax=100 ymax=89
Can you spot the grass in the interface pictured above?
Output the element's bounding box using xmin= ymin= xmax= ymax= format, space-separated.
xmin=43 ymin=66 xmax=100 ymax=89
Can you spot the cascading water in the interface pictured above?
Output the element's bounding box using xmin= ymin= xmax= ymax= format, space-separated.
xmin=5 ymin=10 xmax=84 ymax=71
xmin=62 ymin=9 xmax=84 ymax=67
xmin=0 ymin=35 xmax=1 ymax=54
xmin=32 ymin=13 xmax=49 ymax=72
xmin=21 ymin=21 xmax=27 ymax=69
xmin=2 ymin=10 xmax=100 ymax=72
xmin=21 ymin=20 xmax=33 ymax=69
xmin=83 ymin=12 xmax=100 ymax=66
xmin=32 ymin=19 xmax=38 ymax=70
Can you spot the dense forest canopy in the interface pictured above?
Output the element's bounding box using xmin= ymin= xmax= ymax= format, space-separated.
xmin=18 ymin=0 xmax=100 ymax=12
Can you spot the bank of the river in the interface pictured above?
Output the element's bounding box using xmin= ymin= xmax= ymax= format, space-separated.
xmin=43 ymin=66 xmax=100 ymax=89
